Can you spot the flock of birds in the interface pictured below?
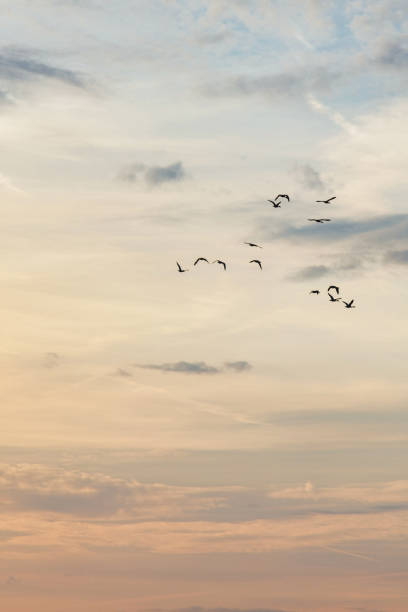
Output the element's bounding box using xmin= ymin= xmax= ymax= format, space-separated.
xmin=176 ymin=193 xmax=356 ymax=309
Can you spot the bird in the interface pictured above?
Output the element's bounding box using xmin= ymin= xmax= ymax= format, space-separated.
xmin=327 ymin=285 xmax=340 ymax=295
xmin=310 ymin=290 xmax=320 ymax=295
xmin=308 ymin=218 xmax=331 ymax=223
xmin=267 ymin=200 xmax=281 ymax=208
xmin=343 ymin=299 xmax=355 ymax=308
xmin=329 ymin=293 xmax=341 ymax=302
xmin=275 ymin=194 xmax=290 ymax=202
xmin=316 ymin=196 xmax=336 ymax=204
xmin=250 ymin=259 xmax=262 ymax=269
xmin=213 ymin=260 xmax=226 ymax=270
xmin=177 ymin=261 xmax=188 ymax=273
xmin=244 ymin=242 xmax=262 ymax=248
xmin=194 ymin=257 xmax=209 ymax=265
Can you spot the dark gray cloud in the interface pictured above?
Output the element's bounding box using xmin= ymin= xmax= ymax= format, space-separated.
xmin=290 ymin=265 xmax=331 ymax=281
xmin=118 ymin=161 xmax=186 ymax=186
xmin=225 ymin=361 xmax=252 ymax=372
xmin=290 ymin=257 xmax=365 ymax=281
xmin=384 ymin=249 xmax=408 ymax=264
xmin=135 ymin=361 xmax=253 ymax=375
xmin=259 ymin=214 xmax=408 ymax=245
xmin=136 ymin=361 xmax=220 ymax=375
xmin=295 ymin=164 xmax=326 ymax=191
xmin=374 ymin=35 xmax=408 ymax=69
xmin=0 ymin=48 xmax=87 ymax=88
xmin=200 ymin=66 xmax=339 ymax=101
xmin=145 ymin=161 xmax=186 ymax=186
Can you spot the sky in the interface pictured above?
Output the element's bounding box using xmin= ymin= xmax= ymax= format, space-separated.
xmin=0 ymin=1 xmax=408 ymax=610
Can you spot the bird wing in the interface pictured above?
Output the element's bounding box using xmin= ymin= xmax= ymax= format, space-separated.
xmin=327 ymin=197 xmax=336 ymax=202
xmin=250 ymin=259 xmax=262 ymax=268
xmin=328 ymin=285 xmax=340 ymax=294
xmin=349 ymin=299 xmax=354 ymax=306
xmin=177 ymin=261 xmax=182 ymax=271
xmin=221 ymin=261 xmax=226 ymax=270
xmin=323 ymin=219 xmax=331 ymax=221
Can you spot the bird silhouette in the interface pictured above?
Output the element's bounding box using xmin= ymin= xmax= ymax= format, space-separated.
xmin=276 ymin=194 xmax=290 ymax=201
xmin=194 ymin=257 xmax=209 ymax=265
xmin=177 ymin=261 xmax=188 ymax=273
xmin=308 ymin=218 xmax=331 ymax=223
xmin=250 ymin=259 xmax=262 ymax=269
xmin=316 ymin=196 xmax=336 ymax=204
xmin=213 ymin=260 xmax=226 ymax=270
xmin=310 ymin=290 xmax=320 ymax=295
xmin=329 ymin=293 xmax=341 ymax=302
xmin=328 ymin=285 xmax=340 ymax=295
xmin=267 ymin=200 xmax=281 ymax=208
xmin=244 ymin=242 xmax=262 ymax=248
xmin=343 ymin=299 xmax=355 ymax=308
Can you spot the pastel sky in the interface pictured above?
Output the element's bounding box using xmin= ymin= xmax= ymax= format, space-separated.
xmin=1 ymin=1 xmax=408 ymax=611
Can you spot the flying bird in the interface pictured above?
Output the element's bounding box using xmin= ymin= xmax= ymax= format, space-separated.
xmin=275 ymin=194 xmax=290 ymax=201
xmin=250 ymin=259 xmax=262 ymax=269
xmin=328 ymin=285 xmax=340 ymax=295
xmin=316 ymin=196 xmax=336 ymax=204
xmin=244 ymin=242 xmax=262 ymax=248
xmin=176 ymin=261 xmax=188 ymax=273
xmin=267 ymin=200 xmax=281 ymax=208
xmin=213 ymin=260 xmax=226 ymax=270
xmin=329 ymin=293 xmax=341 ymax=302
xmin=343 ymin=299 xmax=355 ymax=308
xmin=310 ymin=290 xmax=320 ymax=295
xmin=194 ymin=257 xmax=209 ymax=265
xmin=308 ymin=218 xmax=331 ymax=223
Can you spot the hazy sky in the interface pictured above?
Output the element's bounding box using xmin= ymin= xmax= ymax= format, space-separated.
xmin=1 ymin=1 xmax=408 ymax=611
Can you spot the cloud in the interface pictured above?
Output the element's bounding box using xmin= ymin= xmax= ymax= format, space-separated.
xmin=172 ymin=608 xmax=291 ymax=612
xmin=259 ymin=214 xmax=408 ymax=245
xmin=290 ymin=265 xmax=331 ymax=281
xmin=294 ymin=163 xmax=326 ymax=191
xmin=136 ymin=361 xmax=220 ymax=375
xmin=117 ymin=162 xmax=146 ymax=182
xmin=43 ymin=352 xmax=60 ymax=368
xmin=374 ymin=35 xmax=408 ymax=68
xmin=118 ymin=161 xmax=186 ymax=186
xmin=200 ymin=66 xmax=339 ymax=101
xmin=384 ymin=249 xmax=408 ymax=264
xmin=135 ymin=361 xmax=253 ymax=374
xmin=115 ymin=368 xmax=132 ymax=377
xmin=0 ymin=48 xmax=88 ymax=88
xmin=196 ymin=31 xmax=232 ymax=45
xmin=145 ymin=161 xmax=186 ymax=186
xmin=224 ymin=361 xmax=252 ymax=372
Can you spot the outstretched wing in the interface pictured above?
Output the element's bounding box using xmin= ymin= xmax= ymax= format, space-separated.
xmin=250 ymin=259 xmax=262 ymax=269
xmin=327 ymin=196 xmax=336 ymax=202
xmin=328 ymin=285 xmax=340 ymax=294
xmin=176 ymin=261 xmax=182 ymax=271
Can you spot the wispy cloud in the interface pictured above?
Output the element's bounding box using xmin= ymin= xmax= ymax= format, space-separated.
xmin=294 ymin=163 xmax=326 ymax=191
xmin=290 ymin=265 xmax=331 ymax=281
xmin=384 ymin=249 xmax=408 ymax=264
xmin=0 ymin=48 xmax=88 ymax=88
